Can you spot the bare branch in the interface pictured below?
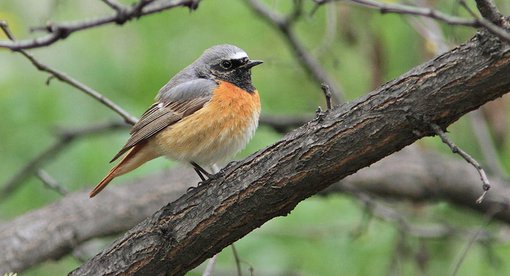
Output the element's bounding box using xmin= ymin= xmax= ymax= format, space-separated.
xmin=320 ymin=83 xmax=333 ymax=110
xmin=245 ymin=0 xmax=345 ymax=103
xmin=4 ymin=146 xmax=510 ymax=273
xmin=0 ymin=121 xmax=126 ymax=201
xmin=458 ymin=0 xmax=510 ymax=43
xmin=450 ymin=215 xmax=493 ymax=276
xmin=0 ymin=0 xmax=200 ymax=50
xmin=101 ymin=0 xmax=126 ymax=12
xmin=473 ymin=0 xmax=504 ymax=25
xmin=352 ymin=193 xmax=493 ymax=241
xmin=0 ymin=169 xmax=195 ymax=273
xmin=349 ymin=0 xmax=479 ymax=26
xmin=315 ymin=0 xmax=510 ymax=43
xmin=0 ymin=112 xmax=311 ymax=201
xmin=431 ymin=123 xmax=490 ymax=203
xmin=231 ymin=244 xmax=243 ymax=276
xmin=70 ymin=31 xmax=510 ymax=274
xmin=0 ymin=21 xmax=138 ymax=125
xmin=35 ymin=169 xmax=69 ymax=196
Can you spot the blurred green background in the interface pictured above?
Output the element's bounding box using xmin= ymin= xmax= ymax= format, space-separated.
xmin=1 ymin=0 xmax=510 ymax=275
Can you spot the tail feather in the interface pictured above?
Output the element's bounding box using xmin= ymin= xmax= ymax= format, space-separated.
xmin=89 ymin=142 xmax=157 ymax=198
xmin=89 ymin=166 xmax=118 ymax=198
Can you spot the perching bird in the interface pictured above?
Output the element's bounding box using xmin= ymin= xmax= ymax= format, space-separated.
xmin=89 ymin=44 xmax=262 ymax=197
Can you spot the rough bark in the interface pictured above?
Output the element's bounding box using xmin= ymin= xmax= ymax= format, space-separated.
xmin=65 ymin=31 xmax=510 ymax=275
xmin=3 ymin=146 xmax=510 ymax=273
xmin=0 ymin=171 xmax=195 ymax=273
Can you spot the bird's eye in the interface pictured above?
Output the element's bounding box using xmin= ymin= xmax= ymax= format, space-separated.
xmin=220 ymin=60 xmax=232 ymax=69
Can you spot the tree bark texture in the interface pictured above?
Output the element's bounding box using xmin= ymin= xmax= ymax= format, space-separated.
xmin=65 ymin=31 xmax=510 ymax=275
xmin=0 ymin=171 xmax=194 ymax=273
xmin=3 ymin=146 xmax=510 ymax=273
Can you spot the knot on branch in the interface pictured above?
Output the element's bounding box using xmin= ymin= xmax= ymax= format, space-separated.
xmin=47 ymin=25 xmax=71 ymax=39
xmin=114 ymin=8 xmax=131 ymax=24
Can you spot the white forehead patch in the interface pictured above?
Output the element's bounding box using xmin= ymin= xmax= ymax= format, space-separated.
xmin=229 ymin=51 xmax=248 ymax=60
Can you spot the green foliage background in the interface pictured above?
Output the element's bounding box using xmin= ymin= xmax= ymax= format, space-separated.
xmin=1 ymin=0 xmax=510 ymax=275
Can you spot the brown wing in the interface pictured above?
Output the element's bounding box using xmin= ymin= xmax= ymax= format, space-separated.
xmin=110 ymin=79 xmax=217 ymax=162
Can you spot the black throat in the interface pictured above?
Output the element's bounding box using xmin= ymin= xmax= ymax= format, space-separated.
xmin=221 ymin=69 xmax=256 ymax=93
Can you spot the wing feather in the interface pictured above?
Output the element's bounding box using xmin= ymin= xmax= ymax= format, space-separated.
xmin=110 ymin=79 xmax=217 ymax=162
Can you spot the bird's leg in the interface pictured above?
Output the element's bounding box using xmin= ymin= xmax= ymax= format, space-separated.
xmin=193 ymin=167 xmax=207 ymax=182
xmin=190 ymin=161 xmax=213 ymax=182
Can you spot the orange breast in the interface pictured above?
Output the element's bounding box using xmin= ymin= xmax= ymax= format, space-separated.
xmin=152 ymin=81 xmax=261 ymax=165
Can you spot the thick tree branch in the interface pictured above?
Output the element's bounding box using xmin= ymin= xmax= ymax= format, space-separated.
xmin=3 ymin=145 xmax=510 ymax=273
xmin=0 ymin=171 xmax=195 ymax=273
xmin=68 ymin=31 xmax=510 ymax=275
xmin=0 ymin=0 xmax=200 ymax=50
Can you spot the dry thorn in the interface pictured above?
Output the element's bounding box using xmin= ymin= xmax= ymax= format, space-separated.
xmin=431 ymin=123 xmax=490 ymax=203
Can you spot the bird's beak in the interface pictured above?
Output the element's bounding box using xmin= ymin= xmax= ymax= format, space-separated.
xmin=245 ymin=60 xmax=263 ymax=69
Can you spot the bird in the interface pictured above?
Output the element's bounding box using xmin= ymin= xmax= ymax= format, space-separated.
xmin=89 ymin=44 xmax=263 ymax=198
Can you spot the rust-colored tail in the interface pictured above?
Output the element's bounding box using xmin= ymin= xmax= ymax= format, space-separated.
xmin=89 ymin=165 xmax=118 ymax=198
xmin=89 ymin=143 xmax=158 ymax=198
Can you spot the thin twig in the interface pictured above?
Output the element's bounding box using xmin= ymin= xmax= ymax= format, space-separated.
xmin=458 ymin=0 xmax=510 ymax=43
xmin=101 ymin=0 xmax=125 ymax=12
xmin=0 ymin=0 xmax=201 ymax=50
xmin=0 ymin=121 xmax=127 ymax=200
xmin=431 ymin=123 xmax=490 ymax=203
xmin=473 ymin=0 xmax=503 ymax=25
xmin=132 ymin=0 xmax=157 ymax=18
xmin=0 ymin=21 xmax=138 ymax=125
xmin=349 ymin=0 xmax=478 ymax=26
xmin=353 ymin=193 xmax=493 ymax=240
xmin=315 ymin=0 xmax=510 ymax=43
xmin=35 ymin=169 xmax=68 ymax=196
xmin=355 ymin=0 xmax=510 ymax=43
xmin=450 ymin=215 xmax=493 ymax=276
xmin=245 ymin=0 xmax=345 ymax=103
xmin=231 ymin=244 xmax=243 ymax=276
xmin=320 ymin=83 xmax=333 ymax=110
